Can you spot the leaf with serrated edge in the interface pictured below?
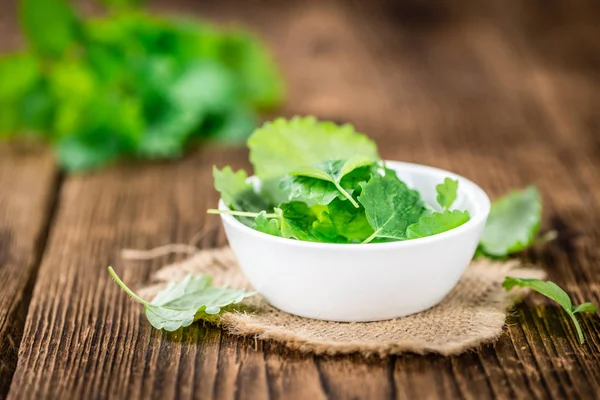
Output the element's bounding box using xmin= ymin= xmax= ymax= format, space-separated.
xmin=275 ymin=202 xmax=317 ymax=241
xmin=108 ymin=267 xmax=252 ymax=332
xmin=287 ymin=156 xmax=374 ymax=207
xmin=248 ymin=116 xmax=379 ymax=181
xmin=252 ymin=210 xmax=281 ymax=236
xmin=436 ymin=178 xmax=458 ymax=210
xmin=357 ymin=168 xmax=426 ymax=243
xmin=213 ymin=166 xmax=271 ymax=226
xmin=406 ymin=210 xmax=470 ymax=239
xmin=213 ymin=165 xmax=252 ymax=207
xmin=151 ymin=274 xmax=212 ymax=306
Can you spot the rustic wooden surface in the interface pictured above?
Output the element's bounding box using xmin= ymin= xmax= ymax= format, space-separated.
xmin=1 ymin=0 xmax=599 ymax=399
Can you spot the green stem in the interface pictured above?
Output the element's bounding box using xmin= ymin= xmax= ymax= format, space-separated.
xmin=333 ymin=181 xmax=359 ymax=208
xmin=568 ymin=311 xmax=585 ymax=344
xmin=362 ymin=229 xmax=380 ymax=244
xmin=108 ymin=267 xmax=150 ymax=307
xmin=207 ymin=209 xmax=277 ymax=218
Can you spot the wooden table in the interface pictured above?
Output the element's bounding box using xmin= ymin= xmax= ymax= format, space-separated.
xmin=1 ymin=0 xmax=599 ymax=398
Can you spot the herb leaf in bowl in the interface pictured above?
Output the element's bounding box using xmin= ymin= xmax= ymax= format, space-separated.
xmin=276 ymin=202 xmax=319 ymax=241
xmin=213 ymin=165 xmax=271 ymax=225
xmin=252 ymin=211 xmax=281 ymax=236
xmin=328 ymin=198 xmax=374 ymax=242
xmin=405 ymin=177 xmax=469 ymax=238
xmin=279 ymin=175 xmax=341 ymax=208
xmin=248 ymin=116 xmax=380 ymax=182
xmin=436 ymin=177 xmax=459 ymax=211
xmin=406 ymin=210 xmax=471 ymax=239
xmin=213 ymin=166 xmax=254 ymax=208
xmin=357 ymin=168 xmax=427 ymax=243
xmin=283 ymin=156 xmax=374 ymax=207
xmin=210 ymin=117 xmax=472 ymax=244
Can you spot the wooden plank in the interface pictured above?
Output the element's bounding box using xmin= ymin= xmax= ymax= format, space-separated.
xmin=393 ymin=356 xmax=461 ymax=400
xmin=0 ymin=145 xmax=59 ymax=397
xmin=5 ymin=146 xmax=249 ymax=399
xmin=263 ymin=343 xmax=328 ymax=400
xmin=315 ymin=356 xmax=395 ymax=399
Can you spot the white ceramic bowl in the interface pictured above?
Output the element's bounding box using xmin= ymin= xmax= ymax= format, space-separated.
xmin=219 ymin=161 xmax=491 ymax=322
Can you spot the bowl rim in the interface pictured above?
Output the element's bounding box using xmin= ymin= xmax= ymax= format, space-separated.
xmin=217 ymin=160 xmax=491 ymax=250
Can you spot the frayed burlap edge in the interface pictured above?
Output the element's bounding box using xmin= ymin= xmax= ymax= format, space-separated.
xmin=137 ymin=247 xmax=545 ymax=357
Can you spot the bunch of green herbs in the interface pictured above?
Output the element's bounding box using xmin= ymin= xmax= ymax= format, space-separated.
xmin=0 ymin=0 xmax=284 ymax=171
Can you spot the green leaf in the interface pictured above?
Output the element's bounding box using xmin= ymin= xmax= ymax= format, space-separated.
xmin=48 ymin=60 xmax=96 ymax=103
xmin=151 ymin=274 xmax=212 ymax=306
xmin=108 ymin=267 xmax=252 ymax=332
xmin=327 ymin=198 xmax=374 ymax=242
xmin=48 ymin=61 xmax=97 ymax=140
xmin=162 ymin=19 xmax=222 ymax=62
xmin=479 ymin=187 xmax=542 ymax=257
xmin=573 ymin=303 xmax=598 ymax=314
xmin=99 ymin=0 xmax=145 ymax=9
xmin=252 ymin=211 xmax=281 ymax=237
xmin=55 ymin=92 xmax=144 ymax=171
xmin=287 ymin=156 xmax=374 ymax=207
xmin=311 ymin=209 xmax=344 ymax=242
xmin=503 ymin=277 xmax=597 ymax=344
xmin=276 ymin=202 xmax=317 ymax=241
xmin=502 ymin=277 xmax=572 ymax=308
xmin=169 ymin=61 xmax=237 ymax=114
xmin=217 ymin=202 xmax=319 ymax=241
xmin=137 ymin=61 xmax=237 ymax=158
xmin=210 ymin=203 xmax=323 ymax=242
xmin=0 ymin=54 xmax=44 ymax=136
xmin=358 ymin=168 xmax=426 ymax=243
xmin=213 ymin=166 xmax=270 ymax=225
xmin=279 ymin=175 xmax=339 ymax=207
xmin=213 ymin=166 xmax=253 ymax=208
xmin=19 ymin=0 xmax=79 ymax=57
xmin=339 ymin=164 xmax=375 ymax=195
xmin=280 ymin=163 xmax=374 ymax=208
xmin=436 ymin=178 xmax=458 ymax=210
xmin=203 ymin=106 xmax=256 ymax=143
xmin=18 ymin=81 xmax=54 ymax=134
xmin=56 ymin=133 xmax=120 ymax=171
xmin=218 ymin=30 xmax=284 ymax=109
xmin=219 ymin=201 xmax=362 ymax=243
xmin=406 ymin=210 xmax=470 ymax=239
xmin=248 ymin=116 xmax=379 ymax=182
xmin=0 ymin=53 xmax=40 ymax=102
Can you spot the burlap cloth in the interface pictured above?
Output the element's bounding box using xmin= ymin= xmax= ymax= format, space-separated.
xmin=137 ymin=247 xmax=545 ymax=356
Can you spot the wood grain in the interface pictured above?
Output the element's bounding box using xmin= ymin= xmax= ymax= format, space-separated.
xmin=0 ymin=145 xmax=59 ymax=397
xmin=2 ymin=0 xmax=600 ymax=398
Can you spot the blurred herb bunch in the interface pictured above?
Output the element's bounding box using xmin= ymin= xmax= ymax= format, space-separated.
xmin=0 ymin=0 xmax=284 ymax=171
